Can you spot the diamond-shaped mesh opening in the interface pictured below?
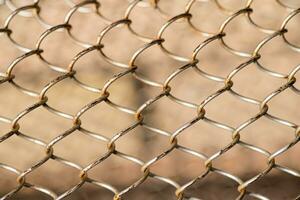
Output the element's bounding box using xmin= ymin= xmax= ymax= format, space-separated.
xmin=184 ymin=172 xmax=240 ymax=200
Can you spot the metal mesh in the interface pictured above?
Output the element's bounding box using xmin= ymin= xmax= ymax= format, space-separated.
xmin=0 ymin=0 xmax=299 ymax=199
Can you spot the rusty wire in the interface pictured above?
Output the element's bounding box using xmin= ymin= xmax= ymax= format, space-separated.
xmin=0 ymin=0 xmax=299 ymax=199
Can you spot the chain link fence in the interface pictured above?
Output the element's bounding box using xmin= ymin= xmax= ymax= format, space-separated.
xmin=0 ymin=0 xmax=299 ymax=199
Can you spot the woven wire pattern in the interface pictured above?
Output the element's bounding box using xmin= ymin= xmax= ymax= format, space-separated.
xmin=0 ymin=0 xmax=299 ymax=199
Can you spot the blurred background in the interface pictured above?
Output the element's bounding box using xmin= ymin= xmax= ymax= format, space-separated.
xmin=0 ymin=0 xmax=299 ymax=199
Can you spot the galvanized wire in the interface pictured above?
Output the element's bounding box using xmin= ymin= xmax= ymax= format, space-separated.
xmin=0 ymin=0 xmax=299 ymax=199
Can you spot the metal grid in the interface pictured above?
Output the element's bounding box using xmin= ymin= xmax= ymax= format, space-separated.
xmin=0 ymin=0 xmax=299 ymax=199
